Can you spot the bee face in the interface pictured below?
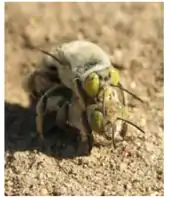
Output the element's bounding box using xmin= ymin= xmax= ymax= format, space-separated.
xmin=82 ymin=67 xmax=121 ymax=134
xmin=83 ymin=67 xmax=119 ymax=98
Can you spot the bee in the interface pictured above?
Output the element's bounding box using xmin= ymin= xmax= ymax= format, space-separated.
xmin=23 ymin=40 xmax=146 ymax=149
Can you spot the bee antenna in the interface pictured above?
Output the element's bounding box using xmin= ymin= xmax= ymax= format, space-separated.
xmin=117 ymin=117 xmax=145 ymax=134
xmin=117 ymin=83 xmax=145 ymax=104
xmin=32 ymin=46 xmax=63 ymax=65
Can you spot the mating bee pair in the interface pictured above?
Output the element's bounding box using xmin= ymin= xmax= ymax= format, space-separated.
xmin=23 ymin=40 xmax=145 ymax=153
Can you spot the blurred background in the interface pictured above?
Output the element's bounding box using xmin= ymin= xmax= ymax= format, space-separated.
xmin=5 ymin=2 xmax=164 ymax=196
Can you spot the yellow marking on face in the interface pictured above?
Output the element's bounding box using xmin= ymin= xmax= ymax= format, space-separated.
xmin=103 ymin=87 xmax=113 ymax=104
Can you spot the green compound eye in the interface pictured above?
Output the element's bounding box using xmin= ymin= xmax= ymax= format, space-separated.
xmin=84 ymin=72 xmax=100 ymax=97
xmin=109 ymin=68 xmax=119 ymax=86
xmin=90 ymin=110 xmax=104 ymax=132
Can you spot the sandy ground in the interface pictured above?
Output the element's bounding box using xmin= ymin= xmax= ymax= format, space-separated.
xmin=5 ymin=2 xmax=164 ymax=196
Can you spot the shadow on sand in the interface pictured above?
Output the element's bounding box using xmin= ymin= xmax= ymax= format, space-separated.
xmin=5 ymin=98 xmax=93 ymax=159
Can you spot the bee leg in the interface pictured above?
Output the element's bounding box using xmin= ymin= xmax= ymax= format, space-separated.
xmin=55 ymin=101 xmax=69 ymax=130
xmin=67 ymin=80 xmax=92 ymax=155
xmin=72 ymin=78 xmax=86 ymax=109
xmin=55 ymin=99 xmax=92 ymax=156
xmin=76 ymin=118 xmax=91 ymax=155
xmin=112 ymin=119 xmax=125 ymax=149
xmin=35 ymin=84 xmax=65 ymax=140
xmin=111 ymin=125 xmax=117 ymax=149
xmin=36 ymin=115 xmax=44 ymax=140
xmin=36 ymin=97 xmax=46 ymax=141
xmin=68 ymin=101 xmax=92 ymax=155
xmin=120 ymin=121 xmax=128 ymax=140
xmin=111 ymin=119 xmax=129 ymax=149
xmin=77 ymin=113 xmax=92 ymax=155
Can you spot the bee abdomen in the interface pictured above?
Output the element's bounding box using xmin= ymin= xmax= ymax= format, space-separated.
xmin=22 ymin=68 xmax=61 ymax=98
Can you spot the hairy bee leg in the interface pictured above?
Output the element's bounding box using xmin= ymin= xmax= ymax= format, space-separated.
xmin=75 ymin=116 xmax=91 ymax=155
xmin=78 ymin=113 xmax=92 ymax=155
xmin=35 ymin=84 xmax=65 ymax=139
xmin=36 ymin=114 xmax=44 ymax=140
xmin=111 ymin=120 xmax=129 ymax=149
xmin=117 ymin=83 xmax=126 ymax=106
xmin=36 ymin=96 xmax=47 ymax=140
xmin=120 ymin=122 xmax=128 ymax=140
xmin=65 ymin=79 xmax=92 ymax=154
xmin=68 ymin=101 xmax=92 ymax=155
xmin=55 ymin=101 xmax=69 ymax=129
xmin=111 ymin=123 xmax=117 ymax=149
xmin=35 ymin=108 xmax=52 ymax=154
xmin=73 ymin=78 xmax=86 ymax=109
